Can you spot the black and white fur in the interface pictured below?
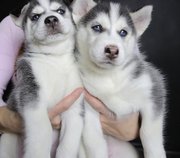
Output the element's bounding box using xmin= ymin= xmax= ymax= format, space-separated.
xmin=0 ymin=0 xmax=83 ymax=158
xmin=72 ymin=0 xmax=167 ymax=158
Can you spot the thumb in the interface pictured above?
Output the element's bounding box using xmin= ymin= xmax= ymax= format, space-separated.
xmin=84 ymin=90 xmax=115 ymax=120
xmin=48 ymin=87 xmax=84 ymax=120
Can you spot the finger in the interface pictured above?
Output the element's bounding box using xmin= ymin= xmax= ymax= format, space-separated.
xmin=0 ymin=107 xmax=23 ymax=134
xmin=84 ymin=90 xmax=115 ymax=119
xmin=99 ymin=114 xmax=120 ymax=136
xmin=48 ymin=87 xmax=84 ymax=119
xmin=100 ymin=114 xmax=126 ymax=139
xmin=100 ymin=113 xmax=140 ymax=141
xmin=51 ymin=116 xmax=61 ymax=129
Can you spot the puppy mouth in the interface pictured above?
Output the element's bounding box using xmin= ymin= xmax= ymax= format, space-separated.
xmin=102 ymin=62 xmax=115 ymax=66
xmin=101 ymin=59 xmax=117 ymax=65
xmin=47 ymin=27 xmax=62 ymax=35
xmin=93 ymin=60 xmax=116 ymax=69
xmin=48 ymin=30 xmax=61 ymax=35
xmin=91 ymin=53 xmax=117 ymax=67
xmin=99 ymin=61 xmax=111 ymax=64
xmin=95 ymin=60 xmax=116 ymax=67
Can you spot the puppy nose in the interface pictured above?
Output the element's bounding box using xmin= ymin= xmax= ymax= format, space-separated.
xmin=104 ymin=45 xmax=119 ymax=60
xmin=44 ymin=16 xmax=59 ymax=27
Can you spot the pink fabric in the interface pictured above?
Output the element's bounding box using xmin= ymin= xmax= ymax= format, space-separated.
xmin=0 ymin=15 xmax=24 ymax=106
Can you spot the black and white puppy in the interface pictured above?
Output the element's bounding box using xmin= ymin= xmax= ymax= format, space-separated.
xmin=72 ymin=0 xmax=167 ymax=158
xmin=0 ymin=0 xmax=83 ymax=158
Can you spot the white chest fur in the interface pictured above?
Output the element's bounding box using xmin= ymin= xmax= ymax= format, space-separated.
xmin=81 ymin=65 xmax=153 ymax=116
xmin=27 ymin=53 xmax=82 ymax=108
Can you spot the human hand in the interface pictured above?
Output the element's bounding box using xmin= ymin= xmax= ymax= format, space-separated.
xmin=84 ymin=90 xmax=139 ymax=141
xmin=0 ymin=88 xmax=84 ymax=134
xmin=0 ymin=106 xmax=23 ymax=134
xmin=48 ymin=87 xmax=84 ymax=129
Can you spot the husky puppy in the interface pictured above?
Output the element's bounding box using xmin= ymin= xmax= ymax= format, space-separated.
xmin=72 ymin=0 xmax=167 ymax=158
xmin=0 ymin=0 xmax=83 ymax=158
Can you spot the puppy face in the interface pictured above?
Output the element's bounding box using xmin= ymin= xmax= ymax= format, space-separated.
xmin=73 ymin=1 xmax=152 ymax=69
xmin=22 ymin=0 xmax=75 ymax=44
xmin=78 ymin=3 xmax=136 ymax=69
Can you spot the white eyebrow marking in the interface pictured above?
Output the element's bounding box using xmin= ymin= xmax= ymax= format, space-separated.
xmin=110 ymin=3 xmax=120 ymax=26
xmin=37 ymin=0 xmax=50 ymax=10
xmin=32 ymin=5 xmax=44 ymax=14
xmin=50 ymin=1 xmax=62 ymax=11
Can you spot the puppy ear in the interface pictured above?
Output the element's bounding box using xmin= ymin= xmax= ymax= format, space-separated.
xmin=63 ymin=0 xmax=73 ymax=6
xmin=130 ymin=5 xmax=153 ymax=37
xmin=71 ymin=0 xmax=97 ymax=24
xmin=10 ymin=3 xmax=29 ymax=28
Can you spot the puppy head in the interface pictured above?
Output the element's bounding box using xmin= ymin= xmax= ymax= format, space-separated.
xmin=13 ymin=0 xmax=75 ymax=45
xmin=72 ymin=1 xmax=152 ymax=69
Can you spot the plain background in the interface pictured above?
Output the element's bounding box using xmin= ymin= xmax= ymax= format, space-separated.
xmin=0 ymin=0 xmax=180 ymax=157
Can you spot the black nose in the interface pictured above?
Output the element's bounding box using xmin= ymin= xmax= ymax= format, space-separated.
xmin=104 ymin=45 xmax=119 ymax=60
xmin=44 ymin=16 xmax=59 ymax=27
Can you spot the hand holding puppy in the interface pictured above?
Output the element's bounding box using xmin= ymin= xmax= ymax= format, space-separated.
xmin=0 ymin=88 xmax=83 ymax=134
xmin=84 ymin=90 xmax=139 ymax=141
xmin=0 ymin=88 xmax=139 ymax=141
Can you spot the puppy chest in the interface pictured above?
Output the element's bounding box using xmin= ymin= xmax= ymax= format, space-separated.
xmin=84 ymin=73 xmax=153 ymax=108
xmin=31 ymin=64 xmax=68 ymax=101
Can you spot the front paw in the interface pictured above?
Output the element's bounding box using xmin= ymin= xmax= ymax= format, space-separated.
xmin=144 ymin=150 xmax=166 ymax=158
xmin=55 ymin=146 xmax=77 ymax=158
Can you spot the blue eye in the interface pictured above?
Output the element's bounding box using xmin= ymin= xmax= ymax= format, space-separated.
xmin=91 ymin=25 xmax=103 ymax=33
xmin=31 ymin=14 xmax=41 ymax=21
xmin=119 ymin=29 xmax=128 ymax=37
xmin=57 ymin=8 xmax=65 ymax=15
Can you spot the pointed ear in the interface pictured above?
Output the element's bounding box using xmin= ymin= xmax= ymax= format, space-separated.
xmin=10 ymin=3 xmax=30 ymax=28
xmin=71 ymin=0 xmax=97 ymax=24
xmin=130 ymin=5 xmax=153 ymax=37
